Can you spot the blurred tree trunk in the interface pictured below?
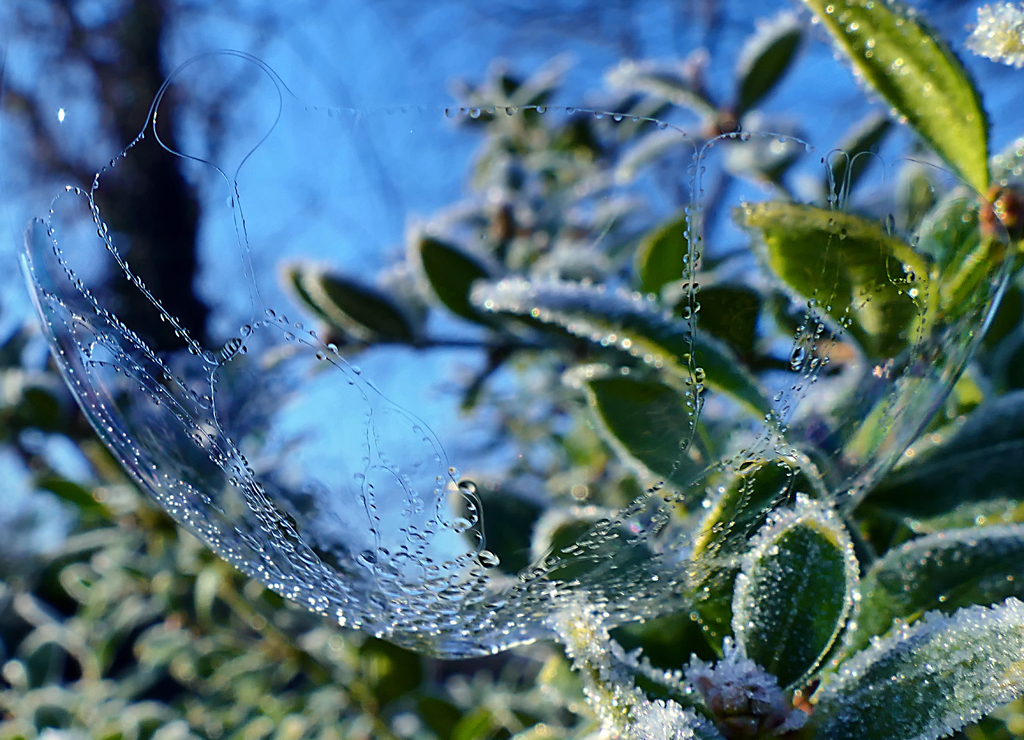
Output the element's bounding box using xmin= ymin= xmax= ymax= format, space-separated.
xmin=90 ymin=0 xmax=210 ymax=351
xmin=6 ymin=0 xmax=209 ymax=351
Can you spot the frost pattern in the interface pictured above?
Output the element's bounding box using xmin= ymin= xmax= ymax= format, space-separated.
xmin=848 ymin=522 xmax=1024 ymax=655
xmin=731 ymin=495 xmax=860 ymax=687
xmin=967 ymin=3 xmax=1024 ymax=69
xmin=19 ymin=51 xmax=1013 ymax=658
xmin=548 ymin=602 xmax=720 ymax=740
xmin=810 ymin=598 xmax=1024 ymax=740
xmin=631 ymin=701 xmax=714 ymax=740
xmin=686 ymin=638 xmax=807 ymax=738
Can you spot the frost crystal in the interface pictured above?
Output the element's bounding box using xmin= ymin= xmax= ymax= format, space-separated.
xmin=685 ymin=638 xmax=806 ymax=739
xmin=811 ymin=598 xmax=1024 ymax=740
xmin=548 ymin=602 xmax=719 ymax=740
xmin=548 ymin=602 xmax=646 ymax=737
xmin=967 ymin=3 xmax=1024 ymax=68
xmin=631 ymin=700 xmax=709 ymax=740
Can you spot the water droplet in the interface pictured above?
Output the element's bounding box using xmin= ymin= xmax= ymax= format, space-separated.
xmin=358 ymin=550 xmax=377 ymax=566
xmin=478 ymin=550 xmax=500 ymax=568
xmin=790 ymin=345 xmax=806 ymax=370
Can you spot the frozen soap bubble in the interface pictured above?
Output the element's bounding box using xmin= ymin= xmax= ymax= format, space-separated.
xmin=20 ymin=51 xmax=1012 ymax=656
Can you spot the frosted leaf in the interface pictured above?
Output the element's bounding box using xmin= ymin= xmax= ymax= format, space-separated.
xmin=471 ymin=277 xmax=770 ymax=417
xmin=868 ymin=389 xmax=1024 ymax=521
xmin=604 ymin=57 xmax=717 ymax=120
xmin=547 ymin=602 xmax=645 ymax=737
xmin=547 ymin=601 xmax=722 ymax=740
xmin=631 ymin=700 xmax=722 ymax=740
xmin=808 ymin=598 xmax=1024 ymax=740
xmin=967 ymin=3 xmax=1024 ymax=69
xmin=733 ymin=12 xmax=803 ymax=118
xmin=731 ymin=495 xmax=859 ymax=689
xmin=687 ymin=451 xmax=829 ymax=645
xmin=848 ymin=523 xmax=1024 ymax=656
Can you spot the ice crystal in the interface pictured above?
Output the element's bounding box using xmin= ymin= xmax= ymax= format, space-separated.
xmin=967 ymin=3 xmax=1024 ymax=68
xmin=686 ymin=638 xmax=806 ymax=739
xmin=631 ymin=700 xmax=710 ymax=740
xmin=811 ymin=598 xmax=1024 ymax=740
xmin=548 ymin=602 xmax=646 ymax=738
xmin=548 ymin=602 xmax=719 ymax=739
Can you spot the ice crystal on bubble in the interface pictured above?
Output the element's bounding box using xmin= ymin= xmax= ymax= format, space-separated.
xmin=967 ymin=3 xmax=1024 ymax=68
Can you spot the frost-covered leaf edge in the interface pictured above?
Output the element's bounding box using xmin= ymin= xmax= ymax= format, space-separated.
xmin=809 ymin=598 xmax=1024 ymax=740
xmin=732 ymin=494 xmax=860 ymax=689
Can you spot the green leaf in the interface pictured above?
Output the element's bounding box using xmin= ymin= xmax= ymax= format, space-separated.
xmin=735 ymin=13 xmax=802 ymax=118
xmin=689 ymin=454 xmax=828 ymax=646
xmin=37 ymin=477 xmax=107 ymax=520
xmin=897 ymin=163 xmax=939 ymax=232
xmin=529 ymin=505 xmax=657 ymax=586
xmin=801 ymin=0 xmax=989 ymax=193
xmin=19 ymin=633 xmax=71 ymax=689
xmin=737 ymin=201 xmax=930 ymax=358
xmin=868 ymin=391 xmax=1024 ymax=519
xmin=297 ymin=267 xmax=420 ymax=344
xmin=616 ymin=130 xmax=691 ymax=184
xmin=913 ymin=188 xmax=981 ymax=274
xmin=731 ymin=495 xmax=857 ymax=688
xmin=418 ymin=696 xmax=463 ymax=740
xmin=912 ymin=191 xmax=1010 ymax=329
xmin=360 ymin=638 xmax=423 ymax=707
xmin=848 ymin=525 xmax=1024 ymax=657
xmin=607 ymin=61 xmax=718 ymax=120
xmin=472 ymin=278 xmax=771 ymax=416
xmin=684 ymin=284 xmax=760 ymax=360
xmin=568 ymin=366 xmax=707 ymax=489
xmin=451 ymin=707 xmax=496 ymax=740
xmin=824 ymin=112 xmax=893 ymax=201
xmin=635 ymin=213 xmax=690 ymax=296
xmin=808 ymin=599 xmax=1024 ymax=740
xmin=982 ymin=282 xmax=1023 ymax=351
xmin=283 ymin=263 xmax=335 ymax=325
xmin=416 ymin=236 xmax=496 ymax=324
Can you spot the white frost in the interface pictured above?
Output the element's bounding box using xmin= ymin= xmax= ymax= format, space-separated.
xmin=967 ymin=3 xmax=1024 ymax=68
